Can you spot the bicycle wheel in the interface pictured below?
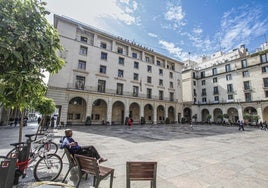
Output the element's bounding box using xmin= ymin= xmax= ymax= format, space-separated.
xmin=38 ymin=141 xmax=58 ymax=158
xmin=33 ymin=153 xmax=63 ymax=181
xmin=6 ymin=148 xmax=16 ymax=158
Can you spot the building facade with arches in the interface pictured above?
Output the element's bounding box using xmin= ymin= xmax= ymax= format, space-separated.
xmin=182 ymin=43 xmax=268 ymax=124
xmin=46 ymin=15 xmax=184 ymax=125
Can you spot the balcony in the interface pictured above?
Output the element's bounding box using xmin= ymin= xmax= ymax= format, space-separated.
xmin=66 ymin=83 xmax=175 ymax=102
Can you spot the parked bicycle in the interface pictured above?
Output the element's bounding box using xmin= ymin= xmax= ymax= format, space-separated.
xmin=6 ymin=133 xmax=63 ymax=184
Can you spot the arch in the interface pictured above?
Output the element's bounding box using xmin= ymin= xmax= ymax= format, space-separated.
xmin=201 ymin=109 xmax=209 ymax=122
xmin=263 ymin=106 xmax=268 ymax=122
xmin=168 ymin=106 xmax=175 ymax=123
xmin=213 ymin=108 xmax=223 ymax=123
xmin=144 ymin=104 xmax=153 ymax=124
xmin=112 ymin=101 xmax=125 ymax=125
xmin=183 ymin=108 xmax=192 ymax=123
xmin=243 ymin=106 xmax=258 ymax=124
xmin=67 ymin=97 xmax=87 ymax=124
xmin=227 ymin=107 xmax=238 ymax=123
xmin=92 ymin=99 xmax=107 ymax=125
xmin=129 ymin=102 xmax=140 ymax=123
xmin=243 ymin=106 xmax=257 ymax=115
xmin=157 ymin=105 xmax=165 ymax=124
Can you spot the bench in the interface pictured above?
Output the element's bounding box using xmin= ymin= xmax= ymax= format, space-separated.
xmin=126 ymin=161 xmax=157 ymax=188
xmin=74 ymin=154 xmax=114 ymax=188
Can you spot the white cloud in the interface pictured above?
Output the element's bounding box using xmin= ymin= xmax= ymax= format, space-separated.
xmin=148 ymin=32 xmax=158 ymax=38
xmin=220 ymin=5 xmax=268 ymax=50
xmin=159 ymin=40 xmax=186 ymax=59
xmin=163 ymin=2 xmax=185 ymax=29
xmin=45 ymin=0 xmax=139 ymax=26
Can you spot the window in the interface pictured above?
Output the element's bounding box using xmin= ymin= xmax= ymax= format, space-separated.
xmin=116 ymin=83 xmax=123 ymax=95
xmin=147 ymin=65 xmax=152 ymax=72
xmin=213 ymin=77 xmax=218 ymax=83
xmin=200 ymin=71 xmax=205 ymax=78
xmin=169 ymin=72 xmax=173 ymax=78
xmin=101 ymin=52 xmax=107 ymax=60
xmin=159 ymin=79 xmax=163 ymax=86
xmin=133 ymin=73 xmax=139 ymax=80
xmin=79 ymin=46 xmax=88 ymax=55
xmin=201 ymin=80 xmax=206 ymax=85
xmin=264 ymin=78 xmax=268 ymax=87
xmin=261 ymin=54 xmax=267 ymax=63
xmin=80 ymin=36 xmax=88 ymax=43
xmin=214 ymin=96 xmax=219 ymax=102
xmin=132 ymin=52 xmax=137 ymax=58
xmin=159 ymin=90 xmax=164 ymax=100
xmin=145 ymin=56 xmax=150 ymax=62
xmin=242 ymin=70 xmax=249 ymax=77
xmin=133 ymin=86 xmax=139 ymax=97
xmin=147 ymin=76 xmax=152 ymax=83
xmin=241 ymin=59 xmax=247 ymax=68
xmin=225 ymin=64 xmax=231 ymax=72
xmin=226 ymin=74 xmax=232 ymax=80
xmin=169 ymin=82 xmax=173 ymax=88
xmin=193 ymin=81 xmax=196 ymax=86
xmin=100 ymin=42 xmax=107 ymax=49
xmin=262 ymin=66 xmax=268 ymax=73
xmin=134 ymin=61 xmax=139 ymax=69
xmin=118 ymin=69 xmax=124 ymax=77
xmin=245 ymin=93 xmax=251 ymax=102
xmin=75 ymin=76 xmax=85 ymax=90
xmin=159 ymin=69 xmax=163 ymax=75
xmin=169 ymin=92 xmax=174 ymax=101
xmin=202 ymin=97 xmax=207 ymax=103
xmin=78 ymin=60 xmax=86 ymax=70
xmin=213 ymin=86 xmax=219 ymax=95
xmin=244 ymin=81 xmax=250 ymax=90
xmin=193 ymin=72 xmax=196 ymax=79
xmin=117 ymin=47 xmax=123 ymax=54
xmin=265 ymin=91 xmax=268 ymax=98
xmin=227 ymin=84 xmax=233 ymax=93
xmin=119 ymin=57 xmax=124 ymax=65
xmin=202 ymin=88 xmax=206 ymax=96
xmin=147 ymin=88 xmax=152 ymax=99
xmin=228 ymin=94 xmax=233 ymax=100
xmin=157 ymin=60 xmax=161 ymax=66
xmin=97 ymin=80 xmax=106 ymax=93
xmin=212 ymin=68 xmax=217 ymax=75
xmin=193 ymin=89 xmax=197 ymax=96
xmin=99 ymin=65 xmax=106 ymax=74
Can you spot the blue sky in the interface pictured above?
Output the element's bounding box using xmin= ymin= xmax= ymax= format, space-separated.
xmin=44 ymin=0 xmax=268 ymax=61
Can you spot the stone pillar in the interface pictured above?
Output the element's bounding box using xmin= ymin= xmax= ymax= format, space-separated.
xmin=107 ymin=98 xmax=113 ymax=124
xmin=140 ymin=101 xmax=144 ymax=119
xmin=238 ymin=105 xmax=243 ymax=121
xmin=124 ymin=99 xmax=130 ymax=118
xmin=153 ymin=103 xmax=157 ymax=124
xmin=257 ymin=106 xmax=263 ymax=122
xmin=86 ymin=96 xmax=93 ymax=120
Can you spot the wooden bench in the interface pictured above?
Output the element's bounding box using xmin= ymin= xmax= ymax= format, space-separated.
xmin=74 ymin=154 xmax=114 ymax=188
xmin=62 ymin=148 xmax=77 ymax=183
xmin=126 ymin=161 xmax=157 ymax=188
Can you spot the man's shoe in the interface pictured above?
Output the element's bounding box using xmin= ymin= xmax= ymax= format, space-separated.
xmin=99 ymin=158 xmax=107 ymax=163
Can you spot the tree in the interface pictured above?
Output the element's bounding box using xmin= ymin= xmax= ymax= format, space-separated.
xmin=0 ymin=0 xmax=64 ymax=142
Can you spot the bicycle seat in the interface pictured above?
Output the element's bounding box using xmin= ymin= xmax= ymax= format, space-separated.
xmin=10 ymin=142 xmax=25 ymax=147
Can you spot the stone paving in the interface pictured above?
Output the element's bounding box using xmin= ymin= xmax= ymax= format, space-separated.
xmin=1 ymin=122 xmax=268 ymax=188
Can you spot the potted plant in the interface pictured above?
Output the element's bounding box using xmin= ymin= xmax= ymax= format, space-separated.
xmin=207 ymin=114 xmax=212 ymax=124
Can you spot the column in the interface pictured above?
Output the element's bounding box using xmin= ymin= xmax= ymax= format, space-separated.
xmin=140 ymin=101 xmax=144 ymax=119
xmin=153 ymin=103 xmax=157 ymax=124
xmin=238 ymin=105 xmax=243 ymax=121
xmin=107 ymin=97 xmax=112 ymax=124
xmin=86 ymin=96 xmax=93 ymax=120
xmin=257 ymin=106 xmax=263 ymax=122
xmin=124 ymin=99 xmax=130 ymax=118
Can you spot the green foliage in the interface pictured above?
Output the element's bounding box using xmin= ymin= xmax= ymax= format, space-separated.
xmin=217 ymin=114 xmax=224 ymax=120
xmin=223 ymin=114 xmax=229 ymax=119
xmin=34 ymin=96 xmax=55 ymax=115
xmin=0 ymin=0 xmax=64 ymax=142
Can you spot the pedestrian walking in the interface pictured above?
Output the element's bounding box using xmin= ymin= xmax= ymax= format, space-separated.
xmin=238 ymin=120 xmax=245 ymax=131
xmin=263 ymin=121 xmax=267 ymax=131
xmin=190 ymin=120 xmax=193 ymax=130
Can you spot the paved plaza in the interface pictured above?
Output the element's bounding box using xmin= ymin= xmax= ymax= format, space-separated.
xmin=1 ymin=123 xmax=268 ymax=188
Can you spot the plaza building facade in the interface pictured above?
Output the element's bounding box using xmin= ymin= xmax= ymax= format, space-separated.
xmin=47 ymin=15 xmax=184 ymax=125
xmin=182 ymin=44 xmax=268 ymax=124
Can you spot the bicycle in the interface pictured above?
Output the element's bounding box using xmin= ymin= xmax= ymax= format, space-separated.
xmin=7 ymin=134 xmax=63 ymax=184
xmin=7 ymin=133 xmax=58 ymax=159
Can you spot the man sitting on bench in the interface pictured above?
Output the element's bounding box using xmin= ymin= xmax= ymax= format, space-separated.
xmin=60 ymin=129 xmax=107 ymax=163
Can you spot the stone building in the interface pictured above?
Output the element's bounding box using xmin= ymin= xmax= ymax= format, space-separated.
xmin=182 ymin=43 xmax=268 ymax=124
xmin=47 ymin=15 xmax=184 ymax=125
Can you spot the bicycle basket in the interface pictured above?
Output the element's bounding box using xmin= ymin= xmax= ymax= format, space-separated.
xmin=16 ymin=143 xmax=31 ymax=162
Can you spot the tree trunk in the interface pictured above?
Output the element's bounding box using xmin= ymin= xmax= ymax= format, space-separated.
xmin=18 ymin=109 xmax=24 ymax=143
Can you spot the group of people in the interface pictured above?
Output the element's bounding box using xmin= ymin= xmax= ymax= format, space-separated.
xmin=60 ymin=129 xmax=107 ymax=163
xmin=259 ymin=121 xmax=267 ymax=131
